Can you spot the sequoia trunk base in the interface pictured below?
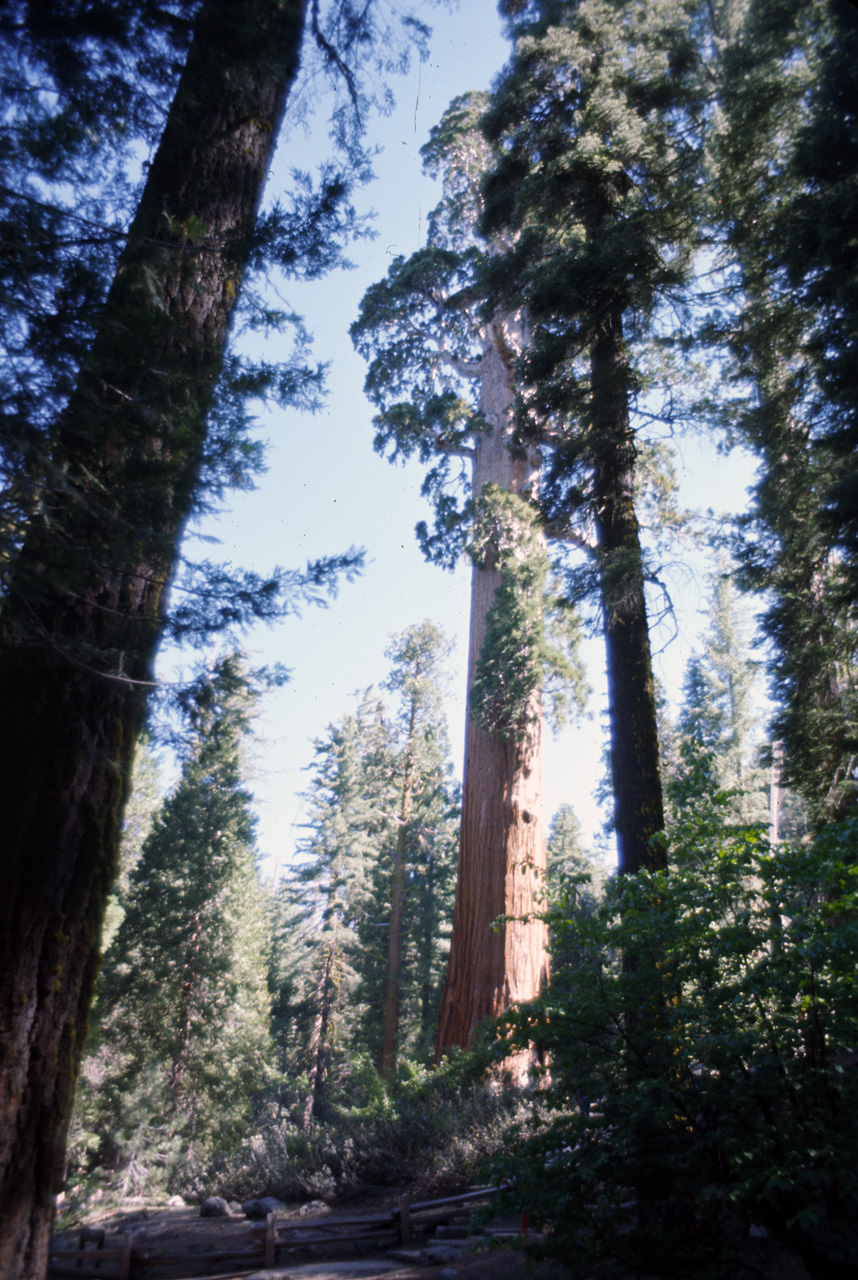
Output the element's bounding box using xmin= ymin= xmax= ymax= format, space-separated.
xmin=435 ymin=310 xmax=548 ymax=1063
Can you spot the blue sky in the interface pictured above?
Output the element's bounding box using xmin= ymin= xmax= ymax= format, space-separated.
xmin=173 ymin=0 xmax=762 ymax=877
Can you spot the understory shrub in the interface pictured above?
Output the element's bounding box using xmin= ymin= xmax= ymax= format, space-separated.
xmin=187 ymin=1046 xmax=533 ymax=1203
xmin=67 ymin=1015 xmax=531 ymax=1216
xmin=492 ymin=802 xmax=858 ymax=1280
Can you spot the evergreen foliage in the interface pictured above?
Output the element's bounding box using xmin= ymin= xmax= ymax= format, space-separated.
xmin=544 ymin=803 xmax=606 ymax=996
xmin=374 ymin=622 xmax=459 ymax=1072
xmin=0 ymin=0 xmax=197 ymax=551
xmin=494 ymin=802 xmax=858 ymax=1279
xmin=354 ymin=100 xmax=582 ymax=1054
xmin=546 ymin=802 xmax=603 ymax=900
xmin=708 ymin=0 xmax=858 ymax=826
xmin=71 ymin=655 xmax=274 ymax=1196
xmin=669 ymin=561 xmax=771 ymax=824
xmin=469 ymin=487 xmax=587 ymax=738
xmin=0 ymin=0 xmax=385 ymax=633
xmin=484 ymin=0 xmax=706 ymax=429
xmin=351 ymin=95 xmax=587 ymax=718
xmin=477 ymin=0 xmax=710 ymax=873
xmin=285 ymin=693 xmax=396 ymax=1120
xmin=10 ymin=0 xmax=858 ymax=1261
xmin=100 ymin=735 xmax=163 ymax=952
xmin=272 ymin=627 xmax=458 ymax=1112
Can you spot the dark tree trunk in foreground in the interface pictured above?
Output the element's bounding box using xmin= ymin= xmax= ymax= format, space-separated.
xmin=0 ymin=3 xmax=307 ymax=1275
xmin=435 ymin=312 xmax=549 ymax=1061
xmin=591 ymin=310 xmax=665 ymax=876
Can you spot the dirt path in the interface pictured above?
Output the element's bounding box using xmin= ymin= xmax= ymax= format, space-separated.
xmin=243 ymin=1253 xmax=541 ymax=1280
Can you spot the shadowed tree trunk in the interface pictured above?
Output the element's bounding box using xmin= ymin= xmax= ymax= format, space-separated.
xmin=435 ymin=310 xmax=549 ymax=1060
xmin=590 ymin=308 xmax=665 ymax=876
xmin=0 ymin=3 xmax=307 ymax=1274
xmin=304 ymin=943 xmax=336 ymax=1128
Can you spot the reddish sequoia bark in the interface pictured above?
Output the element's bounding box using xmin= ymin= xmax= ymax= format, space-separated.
xmin=435 ymin=310 xmax=549 ymax=1059
xmin=0 ymin=5 xmax=307 ymax=1275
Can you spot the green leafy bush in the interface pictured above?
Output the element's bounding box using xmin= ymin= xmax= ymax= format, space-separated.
xmin=493 ymin=803 xmax=858 ymax=1279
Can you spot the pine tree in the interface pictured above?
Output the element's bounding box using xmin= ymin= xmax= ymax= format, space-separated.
xmin=403 ymin=774 xmax=459 ymax=1064
xmin=75 ymin=655 xmax=273 ymax=1192
xmin=546 ymin=804 xmax=597 ymax=892
xmin=670 ymin=562 xmax=769 ymax=822
xmin=0 ymin=4 xmax=426 ymax=1269
xmin=374 ymin=622 xmax=458 ymax=1076
xmin=544 ymin=803 xmax=605 ymax=1006
xmin=709 ymin=0 xmax=858 ymax=826
xmin=480 ymin=0 xmax=708 ymax=875
xmin=287 ymin=694 xmax=398 ymax=1121
xmin=278 ymin=631 xmax=458 ymax=1095
xmin=268 ymin=881 xmax=315 ymax=1107
xmin=100 ymin=735 xmax=163 ymax=953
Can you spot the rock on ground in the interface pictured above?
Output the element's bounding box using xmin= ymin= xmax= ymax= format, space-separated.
xmin=243 ymin=1196 xmax=285 ymax=1219
xmin=199 ymin=1196 xmax=232 ymax=1218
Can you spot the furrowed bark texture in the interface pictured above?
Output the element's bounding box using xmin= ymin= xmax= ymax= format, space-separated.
xmin=591 ymin=309 xmax=665 ymax=875
xmin=0 ymin=4 xmax=307 ymax=1275
xmin=435 ymin=311 xmax=548 ymax=1060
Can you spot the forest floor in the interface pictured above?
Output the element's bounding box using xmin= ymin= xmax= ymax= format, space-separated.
xmin=53 ymin=1188 xmax=813 ymax=1280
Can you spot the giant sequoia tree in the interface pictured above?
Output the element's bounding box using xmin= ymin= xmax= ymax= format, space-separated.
xmin=481 ymin=0 xmax=707 ymax=875
xmin=0 ymin=3 xmax=425 ymax=1274
xmin=353 ymin=95 xmax=585 ymax=1058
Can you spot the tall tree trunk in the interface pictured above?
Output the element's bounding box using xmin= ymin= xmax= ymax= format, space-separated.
xmin=590 ymin=308 xmax=665 ymax=876
xmin=419 ymin=841 xmax=436 ymax=1045
xmin=303 ymin=944 xmax=335 ymax=1128
xmin=380 ymin=707 xmax=416 ymax=1079
xmin=589 ymin=306 xmax=668 ymax=1238
xmin=0 ymin=4 xmax=307 ymax=1275
xmin=435 ymin=311 xmax=549 ymax=1060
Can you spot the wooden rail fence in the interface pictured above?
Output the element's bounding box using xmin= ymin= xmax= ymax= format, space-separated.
xmin=48 ymin=1185 xmax=506 ymax=1279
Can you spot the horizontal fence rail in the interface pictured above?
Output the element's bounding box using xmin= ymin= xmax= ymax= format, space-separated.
xmin=48 ymin=1185 xmax=510 ymax=1279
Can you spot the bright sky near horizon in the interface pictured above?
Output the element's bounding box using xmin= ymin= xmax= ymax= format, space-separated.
xmin=171 ymin=0 xmax=761 ymax=880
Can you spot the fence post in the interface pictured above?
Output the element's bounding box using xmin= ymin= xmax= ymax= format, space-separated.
xmin=398 ymin=1193 xmax=411 ymax=1246
xmin=77 ymin=1225 xmax=106 ymax=1269
xmin=265 ymin=1211 xmax=276 ymax=1267
xmin=118 ymin=1231 xmax=133 ymax=1280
